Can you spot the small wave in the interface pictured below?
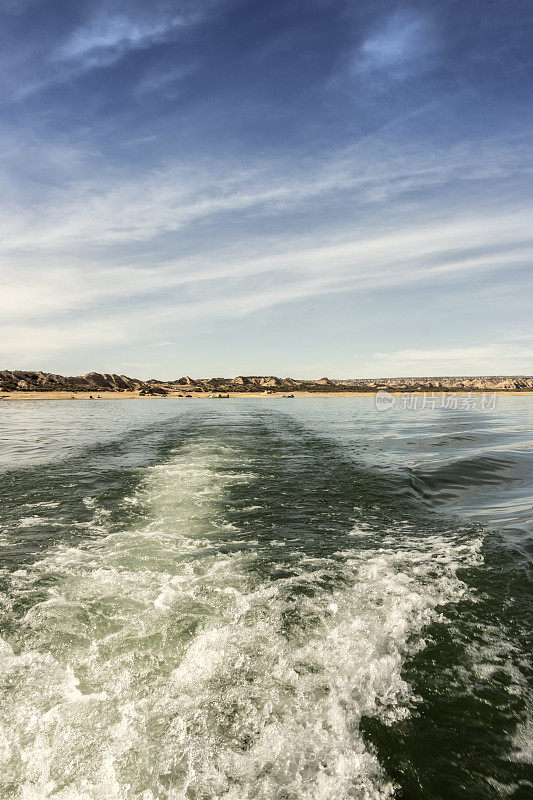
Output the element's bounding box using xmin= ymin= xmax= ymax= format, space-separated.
xmin=410 ymin=453 xmax=516 ymax=504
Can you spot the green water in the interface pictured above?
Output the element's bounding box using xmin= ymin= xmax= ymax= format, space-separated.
xmin=0 ymin=398 xmax=531 ymax=799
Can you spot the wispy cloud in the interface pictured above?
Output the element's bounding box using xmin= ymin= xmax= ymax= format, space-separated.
xmin=360 ymin=340 xmax=533 ymax=378
xmin=57 ymin=12 xmax=191 ymax=69
xmin=3 ymin=1 xmax=219 ymax=99
xmin=355 ymin=10 xmax=435 ymax=78
xmin=1 ymin=132 xmax=530 ymax=253
xmin=2 ymin=210 xmax=532 ymax=363
xmin=1 ymin=130 xmax=532 ymax=370
xmin=134 ymin=61 xmax=198 ymax=98
xmin=0 ymin=319 xmax=133 ymax=363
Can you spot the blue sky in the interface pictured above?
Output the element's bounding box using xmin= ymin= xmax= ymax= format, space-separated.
xmin=1 ymin=0 xmax=532 ymax=378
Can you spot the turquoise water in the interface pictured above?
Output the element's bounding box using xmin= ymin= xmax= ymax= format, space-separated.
xmin=0 ymin=398 xmax=531 ymax=799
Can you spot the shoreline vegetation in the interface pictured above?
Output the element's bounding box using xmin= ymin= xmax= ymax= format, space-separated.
xmin=1 ymin=370 xmax=532 ymax=400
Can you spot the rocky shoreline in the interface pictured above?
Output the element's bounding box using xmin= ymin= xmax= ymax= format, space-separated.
xmin=1 ymin=370 xmax=532 ymax=395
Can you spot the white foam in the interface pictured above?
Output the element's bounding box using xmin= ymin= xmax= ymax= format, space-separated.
xmin=22 ymin=502 xmax=61 ymax=510
xmin=17 ymin=516 xmax=44 ymax=528
xmin=0 ymin=439 xmax=484 ymax=799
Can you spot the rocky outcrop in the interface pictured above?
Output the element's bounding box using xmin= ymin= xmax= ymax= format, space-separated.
xmin=1 ymin=370 xmax=532 ymax=394
xmin=260 ymin=377 xmax=283 ymax=387
xmin=338 ymin=376 xmax=533 ymax=392
xmin=1 ymin=370 xmax=145 ymax=393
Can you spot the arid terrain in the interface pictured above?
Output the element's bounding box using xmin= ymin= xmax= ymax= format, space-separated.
xmin=1 ymin=370 xmax=532 ymax=399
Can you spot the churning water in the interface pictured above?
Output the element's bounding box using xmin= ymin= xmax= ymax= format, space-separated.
xmin=0 ymin=398 xmax=531 ymax=799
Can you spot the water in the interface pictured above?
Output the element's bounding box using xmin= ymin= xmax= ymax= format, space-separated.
xmin=0 ymin=397 xmax=531 ymax=799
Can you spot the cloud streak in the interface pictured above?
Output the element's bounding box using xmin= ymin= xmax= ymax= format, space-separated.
xmin=355 ymin=10 xmax=436 ymax=78
xmin=2 ymin=210 xmax=532 ymax=361
xmin=1 ymin=132 xmax=530 ymax=253
xmin=2 ymin=0 xmax=221 ymax=99
xmin=58 ymin=11 xmax=193 ymax=69
xmin=1 ymin=126 xmax=532 ymax=371
xmin=361 ymin=340 xmax=533 ymax=377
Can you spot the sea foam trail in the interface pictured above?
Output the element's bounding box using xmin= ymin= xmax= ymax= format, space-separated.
xmin=0 ymin=435 xmax=483 ymax=800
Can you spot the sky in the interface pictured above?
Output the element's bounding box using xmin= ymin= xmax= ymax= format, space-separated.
xmin=1 ymin=0 xmax=532 ymax=379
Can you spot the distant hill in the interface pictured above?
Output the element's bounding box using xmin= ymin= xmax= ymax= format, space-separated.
xmin=1 ymin=370 xmax=532 ymax=393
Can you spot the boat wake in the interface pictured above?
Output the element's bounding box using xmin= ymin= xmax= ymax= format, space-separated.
xmin=0 ymin=427 xmax=485 ymax=799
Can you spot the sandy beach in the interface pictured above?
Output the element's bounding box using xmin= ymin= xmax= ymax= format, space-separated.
xmin=1 ymin=390 xmax=377 ymax=400
xmin=2 ymin=390 xmax=532 ymax=400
